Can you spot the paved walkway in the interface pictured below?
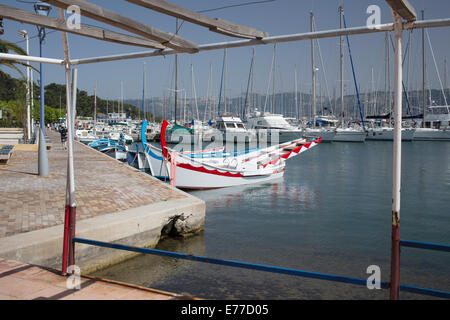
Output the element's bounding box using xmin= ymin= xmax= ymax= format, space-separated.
xmin=0 ymin=129 xmax=186 ymax=238
xmin=0 ymin=258 xmax=192 ymax=300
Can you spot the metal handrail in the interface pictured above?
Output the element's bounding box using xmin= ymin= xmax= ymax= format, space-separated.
xmin=73 ymin=237 xmax=450 ymax=299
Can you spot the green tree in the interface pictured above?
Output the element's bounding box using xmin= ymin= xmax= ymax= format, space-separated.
xmin=0 ymin=39 xmax=38 ymax=78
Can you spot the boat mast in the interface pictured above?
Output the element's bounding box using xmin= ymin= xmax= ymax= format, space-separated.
xmin=217 ymin=48 xmax=226 ymax=117
xmin=243 ymin=48 xmax=255 ymax=119
xmin=311 ymin=11 xmax=316 ymax=126
xmin=142 ymin=62 xmax=146 ymax=121
xmin=120 ymin=80 xmax=124 ymax=117
xmin=445 ymin=58 xmax=448 ymax=96
xmin=174 ymin=18 xmax=179 ymax=124
xmin=94 ymin=81 xmax=97 ymax=129
xmin=371 ymin=67 xmax=374 ymax=116
xmin=191 ymin=64 xmax=199 ymax=120
xmin=339 ymin=6 xmax=344 ymax=127
xmin=271 ymin=45 xmax=276 ymax=114
xmin=294 ymin=64 xmax=298 ymax=120
xmin=422 ymin=10 xmax=426 ymax=126
xmin=224 ymin=48 xmax=227 ymax=114
xmin=384 ymin=31 xmax=391 ymax=127
xmin=204 ymin=63 xmax=212 ymax=122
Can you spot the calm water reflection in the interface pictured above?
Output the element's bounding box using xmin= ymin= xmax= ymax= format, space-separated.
xmin=92 ymin=141 xmax=450 ymax=299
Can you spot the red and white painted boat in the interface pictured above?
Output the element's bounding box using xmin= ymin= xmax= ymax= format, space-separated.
xmin=141 ymin=120 xmax=321 ymax=189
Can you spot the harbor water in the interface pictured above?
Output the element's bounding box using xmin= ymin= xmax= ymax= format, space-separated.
xmin=92 ymin=141 xmax=450 ymax=299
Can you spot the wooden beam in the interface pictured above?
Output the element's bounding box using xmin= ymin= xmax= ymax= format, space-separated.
xmin=0 ymin=4 xmax=166 ymax=49
xmin=42 ymin=0 xmax=198 ymax=53
xmin=125 ymin=0 xmax=268 ymax=39
xmin=70 ymin=17 xmax=450 ymax=66
xmin=386 ymin=0 xmax=417 ymax=22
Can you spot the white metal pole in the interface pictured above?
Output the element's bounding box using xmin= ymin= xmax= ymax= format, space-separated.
xmin=23 ymin=33 xmax=31 ymax=141
xmin=0 ymin=53 xmax=64 ymax=65
xmin=311 ymin=12 xmax=316 ymax=126
xmin=94 ymin=81 xmax=97 ymax=128
xmin=390 ymin=9 xmax=403 ymax=300
xmin=30 ymin=69 xmax=35 ymax=137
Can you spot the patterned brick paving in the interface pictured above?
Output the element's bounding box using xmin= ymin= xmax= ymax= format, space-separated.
xmin=0 ymin=129 xmax=186 ymax=238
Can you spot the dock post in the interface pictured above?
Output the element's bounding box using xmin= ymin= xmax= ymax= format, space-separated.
xmin=60 ymin=8 xmax=78 ymax=275
xmin=390 ymin=9 xmax=404 ymax=300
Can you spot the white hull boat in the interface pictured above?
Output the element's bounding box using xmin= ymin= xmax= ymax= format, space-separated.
xmin=304 ymin=128 xmax=336 ymax=142
xmin=333 ymin=128 xmax=366 ymax=142
xmin=214 ymin=115 xmax=256 ymax=143
xmin=413 ymin=128 xmax=450 ymax=141
xmin=141 ymin=120 xmax=321 ymax=189
xmin=247 ymin=111 xmax=304 ymax=143
xmin=75 ymin=129 xmax=97 ymax=144
xmin=366 ymin=128 xmax=415 ymax=141
xmin=101 ymin=146 xmax=127 ymax=161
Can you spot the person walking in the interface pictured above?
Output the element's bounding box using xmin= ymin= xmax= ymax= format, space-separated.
xmin=60 ymin=126 xmax=68 ymax=150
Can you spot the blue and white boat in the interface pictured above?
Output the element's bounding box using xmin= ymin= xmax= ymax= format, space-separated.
xmin=90 ymin=137 xmax=128 ymax=161
xmin=98 ymin=144 xmax=127 ymax=161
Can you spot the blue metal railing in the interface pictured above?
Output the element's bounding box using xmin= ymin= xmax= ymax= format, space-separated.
xmin=73 ymin=237 xmax=450 ymax=299
xmin=401 ymin=240 xmax=450 ymax=252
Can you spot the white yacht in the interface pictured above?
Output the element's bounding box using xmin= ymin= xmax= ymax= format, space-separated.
xmin=109 ymin=131 xmax=134 ymax=144
xmin=413 ymin=128 xmax=450 ymax=141
xmin=333 ymin=126 xmax=366 ymax=142
xmin=304 ymin=128 xmax=336 ymax=142
xmin=246 ymin=110 xmax=304 ymax=143
xmin=413 ymin=109 xmax=450 ymax=141
xmin=366 ymin=127 xmax=414 ymax=141
xmin=303 ymin=118 xmax=336 ymax=142
xmin=75 ymin=129 xmax=97 ymax=144
xmin=214 ymin=115 xmax=256 ymax=143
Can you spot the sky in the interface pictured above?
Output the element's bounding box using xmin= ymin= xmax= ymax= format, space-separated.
xmin=1 ymin=0 xmax=450 ymax=102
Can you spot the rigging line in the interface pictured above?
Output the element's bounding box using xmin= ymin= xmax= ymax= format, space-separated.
xmin=342 ymin=13 xmax=365 ymax=130
xmin=217 ymin=48 xmax=226 ymax=116
xmin=14 ymin=1 xmax=275 ymax=46
xmin=174 ymin=0 xmax=276 ymax=40
xmin=312 ymin=18 xmax=333 ymax=114
xmin=243 ymin=48 xmax=255 ymax=119
xmin=198 ymin=0 xmax=276 ymax=14
xmin=263 ymin=44 xmax=276 ymax=113
xmin=388 ymin=33 xmax=413 ymax=116
xmin=425 ymin=29 xmax=449 ymax=112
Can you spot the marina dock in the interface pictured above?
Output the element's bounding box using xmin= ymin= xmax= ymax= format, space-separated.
xmin=0 ymin=258 xmax=192 ymax=300
xmin=0 ymin=129 xmax=205 ymax=274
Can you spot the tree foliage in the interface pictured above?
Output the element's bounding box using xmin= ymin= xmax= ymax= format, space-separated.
xmin=0 ymin=70 xmax=154 ymax=127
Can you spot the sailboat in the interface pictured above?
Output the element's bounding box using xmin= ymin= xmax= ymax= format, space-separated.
xmin=304 ymin=12 xmax=336 ymax=142
xmin=365 ymin=30 xmax=418 ymax=141
xmin=332 ymin=7 xmax=366 ymax=142
xmin=413 ymin=23 xmax=450 ymax=141
xmin=245 ymin=48 xmax=304 ymax=143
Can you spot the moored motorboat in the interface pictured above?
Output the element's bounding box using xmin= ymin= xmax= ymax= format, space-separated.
xmin=99 ymin=144 xmax=127 ymax=161
xmin=246 ymin=110 xmax=304 ymax=144
xmin=333 ymin=127 xmax=366 ymax=142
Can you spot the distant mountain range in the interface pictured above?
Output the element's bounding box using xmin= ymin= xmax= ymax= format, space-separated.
xmin=125 ymin=88 xmax=449 ymax=121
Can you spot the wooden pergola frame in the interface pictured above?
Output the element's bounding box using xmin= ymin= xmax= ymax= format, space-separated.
xmin=0 ymin=1 xmax=449 ymax=300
